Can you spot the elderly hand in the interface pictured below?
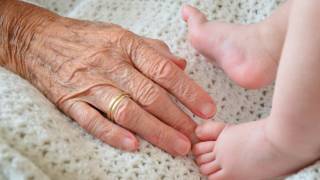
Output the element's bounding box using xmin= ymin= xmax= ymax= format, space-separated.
xmin=0 ymin=0 xmax=216 ymax=155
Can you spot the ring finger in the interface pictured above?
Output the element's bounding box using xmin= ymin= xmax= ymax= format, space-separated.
xmin=62 ymin=100 xmax=139 ymax=151
xmin=84 ymin=85 xmax=191 ymax=155
xmin=106 ymin=63 xmax=197 ymax=141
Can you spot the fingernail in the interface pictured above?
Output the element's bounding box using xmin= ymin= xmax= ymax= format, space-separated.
xmin=200 ymin=103 xmax=215 ymax=118
xmin=122 ymin=137 xmax=137 ymax=151
xmin=174 ymin=136 xmax=190 ymax=155
xmin=180 ymin=60 xmax=187 ymax=69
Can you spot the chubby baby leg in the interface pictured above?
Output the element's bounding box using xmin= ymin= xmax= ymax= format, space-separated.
xmin=182 ymin=1 xmax=292 ymax=88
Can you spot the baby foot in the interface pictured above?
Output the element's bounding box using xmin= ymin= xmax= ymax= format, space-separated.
xmin=193 ymin=120 xmax=320 ymax=179
xmin=182 ymin=5 xmax=285 ymax=89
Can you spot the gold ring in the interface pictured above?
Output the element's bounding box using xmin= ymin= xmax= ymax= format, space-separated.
xmin=108 ymin=93 xmax=130 ymax=121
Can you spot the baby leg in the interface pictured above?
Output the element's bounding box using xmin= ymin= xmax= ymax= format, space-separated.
xmin=182 ymin=1 xmax=292 ymax=88
xmin=193 ymin=1 xmax=320 ymax=179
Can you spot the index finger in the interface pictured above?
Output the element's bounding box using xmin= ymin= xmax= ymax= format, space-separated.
xmin=131 ymin=43 xmax=216 ymax=119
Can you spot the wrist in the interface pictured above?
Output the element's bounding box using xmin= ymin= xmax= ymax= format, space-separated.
xmin=0 ymin=0 xmax=58 ymax=76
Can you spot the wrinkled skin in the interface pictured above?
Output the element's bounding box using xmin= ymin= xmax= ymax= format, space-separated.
xmin=0 ymin=1 xmax=216 ymax=155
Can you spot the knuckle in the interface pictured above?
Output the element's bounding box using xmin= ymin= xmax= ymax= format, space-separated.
xmin=119 ymin=30 xmax=142 ymax=55
xmin=96 ymin=123 xmax=115 ymax=140
xmin=81 ymin=111 xmax=101 ymax=134
xmin=135 ymin=80 xmax=162 ymax=107
xmin=172 ymin=79 xmax=196 ymax=99
xmin=113 ymin=100 xmax=137 ymax=126
xmin=154 ymin=39 xmax=170 ymax=49
xmin=118 ymin=29 xmax=136 ymax=44
xmin=173 ymin=80 xmax=188 ymax=95
xmin=151 ymin=59 xmax=177 ymax=82
xmin=120 ymin=29 xmax=136 ymax=39
xmin=153 ymin=127 xmax=169 ymax=147
xmin=130 ymin=38 xmax=147 ymax=62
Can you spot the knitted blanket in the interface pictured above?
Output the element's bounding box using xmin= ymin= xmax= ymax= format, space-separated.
xmin=0 ymin=0 xmax=319 ymax=179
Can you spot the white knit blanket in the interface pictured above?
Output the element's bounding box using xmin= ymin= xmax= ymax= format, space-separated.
xmin=0 ymin=0 xmax=319 ymax=179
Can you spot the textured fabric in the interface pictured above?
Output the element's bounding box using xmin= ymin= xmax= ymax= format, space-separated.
xmin=0 ymin=0 xmax=319 ymax=179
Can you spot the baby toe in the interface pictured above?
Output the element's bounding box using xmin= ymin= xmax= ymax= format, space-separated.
xmin=181 ymin=4 xmax=207 ymax=25
xmin=199 ymin=160 xmax=221 ymax=175
xmin=196 ymin=151 xmax=215 ymax=165
xmin=208 ymin=170 xmax=225 ymax=180
xmin=192 ymin=141 xmax=215 ymax=156
xmin=196 ymin=121 xmax=226 ymax=141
